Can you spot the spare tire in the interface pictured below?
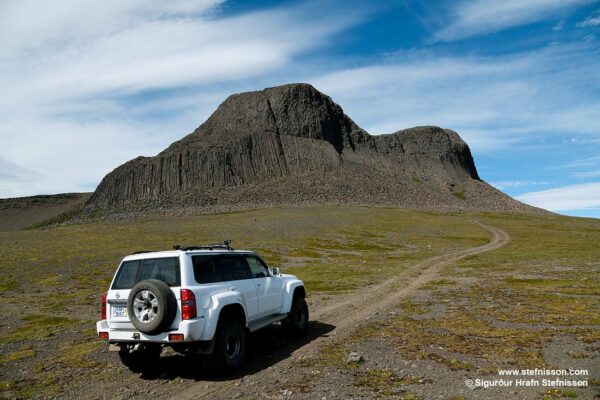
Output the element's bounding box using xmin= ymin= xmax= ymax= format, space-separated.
xmin=128 ymin=279 xmax=177 ymax=335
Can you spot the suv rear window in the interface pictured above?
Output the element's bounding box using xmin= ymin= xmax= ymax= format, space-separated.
xmin=112 ymin=257 xmax=181 ymax=289
xmin=193 ymin=255 xmax=250 ymax=284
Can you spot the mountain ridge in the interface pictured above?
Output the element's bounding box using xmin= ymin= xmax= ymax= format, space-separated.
xmin=85 ymin=83 xmax=541 ymax=215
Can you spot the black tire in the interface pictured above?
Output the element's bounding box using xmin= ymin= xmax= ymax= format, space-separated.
xmin=212 ymin=317 xmax=247 ymax=372
xmin=118 ymin=344 xmax=161 ymax=372
xmin=127 ymin=279 xmax=177 ymax=335
xmin=286 ymin=295 xmax=309 ymax=335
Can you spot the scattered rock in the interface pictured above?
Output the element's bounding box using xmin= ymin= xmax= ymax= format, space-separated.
xmin=346 ymin=352 xmax=363 ymax=364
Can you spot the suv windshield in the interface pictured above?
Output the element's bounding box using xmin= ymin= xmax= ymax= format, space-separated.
xmin=112 ymin=257 xmax=181 ymax=289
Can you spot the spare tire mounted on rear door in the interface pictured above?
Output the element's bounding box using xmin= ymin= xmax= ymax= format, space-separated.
xmin=127 ymin=279 xmax=177 ymax=335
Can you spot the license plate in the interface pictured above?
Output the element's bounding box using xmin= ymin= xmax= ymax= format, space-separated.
xmin=112 ymin=306 xmax=128 ymax=318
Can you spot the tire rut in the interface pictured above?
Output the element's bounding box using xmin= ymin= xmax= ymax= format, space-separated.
xmin=312 ymin=220 xmax=509 ymax=337
xmin=174 ymin=221 xmax=510 ymax=400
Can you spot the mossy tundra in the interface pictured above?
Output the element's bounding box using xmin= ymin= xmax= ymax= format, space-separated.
xmin=0 ymin=206 xmax=598 ymax=398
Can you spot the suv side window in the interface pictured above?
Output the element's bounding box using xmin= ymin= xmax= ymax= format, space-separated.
xmin=193 ymin=254 xmax=251 ymax=284
xmin=246 ymin=256 xmax=269 ymax=278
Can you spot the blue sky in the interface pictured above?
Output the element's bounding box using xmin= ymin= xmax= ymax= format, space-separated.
xmin=1 ymin=0 xmax=599 ymax=217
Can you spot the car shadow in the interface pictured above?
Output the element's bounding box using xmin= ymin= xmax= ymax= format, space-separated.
xmin=135 ymin=320 xmax=336 ymax=381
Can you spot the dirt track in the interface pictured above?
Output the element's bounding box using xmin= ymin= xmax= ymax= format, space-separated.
xmin=174 ymin=221 xmax=510 ymax=400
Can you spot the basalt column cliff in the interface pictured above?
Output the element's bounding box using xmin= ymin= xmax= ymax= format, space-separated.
xmin=86 ymin=83 xmax=538 ymax=214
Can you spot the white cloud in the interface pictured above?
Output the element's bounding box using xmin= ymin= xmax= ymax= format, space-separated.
xmin=491 ymin=181 xmax=552 ymax=190
xmin=553 ymin=20 xmax=565 ymax=31
xmin=434 ymin=0 xmax=594 ymax=41
xmin=308 ymin=43 xmax=600 ymax=154
xmin=516 ymin=182 xmax=600 ymax=211
xmin=570 ymin=170 xmax=600 ymax=178
xmin=577 ymin=9 xmax=600 ymax=27
xmin=0 ymin=0 xmax=598 ymax=203
xmin=0 ymin=1 xmax=357 ymax=105
xmin=0 ymin=157 xmax=44 ymax=182
xmin=0 ymin=157 xmax=48 ymax=198
xmin=0 ymin=1 xmax=223 ymax=56
xmin=0 ymin=0 xmax=361 ymax=198
xmin=554 ymin=155 xmax=600 ymax=169
xmin=0 ymin=115 xmax=181 ymax=196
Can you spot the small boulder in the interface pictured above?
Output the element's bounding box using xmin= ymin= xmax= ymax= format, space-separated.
xmin=346 ymin=352 xmax=362 ymax=364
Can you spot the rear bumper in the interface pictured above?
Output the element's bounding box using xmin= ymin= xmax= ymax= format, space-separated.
xmin=96 ymin=317 xmax=205 ymax=343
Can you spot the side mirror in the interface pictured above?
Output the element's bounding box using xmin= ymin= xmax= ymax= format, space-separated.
xmin=271 ymin=267 xmax=280 ymax=276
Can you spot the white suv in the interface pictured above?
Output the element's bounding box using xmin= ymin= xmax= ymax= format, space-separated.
xmin=96 ymin=242 xmax=308 ymax=372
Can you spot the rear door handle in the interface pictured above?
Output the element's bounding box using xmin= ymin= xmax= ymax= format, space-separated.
xmin=256 ymin=283 xmax=262 ymax=287
xmin=229 ymin=286 xmax=236 ymax=291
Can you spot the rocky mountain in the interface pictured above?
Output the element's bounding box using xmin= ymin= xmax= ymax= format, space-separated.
xmin=85 ymin=83 xmax=539 ymax=215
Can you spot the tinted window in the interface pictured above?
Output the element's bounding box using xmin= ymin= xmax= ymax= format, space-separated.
xmin=139 ymin=257 xmax=180 ymax=286
xmin=246 ymin=256 xmax=269 ymax=278
xmin=112 ymin=260 xmax=140 ymax=289
xmin=193 ymin=255 xmax=250 ymax=284
xmin=111 ymin=257 xmax=180 ymax=289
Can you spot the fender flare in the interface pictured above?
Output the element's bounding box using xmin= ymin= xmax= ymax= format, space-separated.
xmin=281 ymin=280 xmax=306 ymax=314
xmin=201 ymin=291 xmax=248 ymax=341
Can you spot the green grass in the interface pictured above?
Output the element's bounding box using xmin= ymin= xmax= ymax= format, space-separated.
xmin=0 ymin=346 xmax=35 ymax=364
xmin=454 ymin=213 xmax=600 ymax=332
xmin=1 ymin=331 xmax=105 ymax=398
xmin=0 ymin=314 xmax=85 ymax=345
xmin=45 ymin=339 xmax=102 ymax=370
xmin=0 ymin=206 xmax=488 ymax=303
xmin=1 ymin=206 xmax=598 ymax=398
xmin=504 ymin=277 xmax=599 ymax=295
xmin=422 ymin=278 xmax=453 ymax=289
xmin=452 ymin=190 xmax=466 ymax=200
xmin=316 ymin=212 xmax=599 ymax=396
xmin=544 ymin=388 xmax=579 ymax=399
xmin=0 ymin=206 xmax=491 ymax=397
xmin=29 ymin=206 xmax=85 ymax=229
xmin=354 ymin=368 xmax=422 ymax=393
xmin=0 ymin=279 xmax=17 ymax=294
xmin=319 ymin=344 xmax=356 ymax=369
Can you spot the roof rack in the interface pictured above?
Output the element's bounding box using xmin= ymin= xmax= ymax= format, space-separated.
xmin=132 ymin=250 xmax=154 ymax=254
xmin=173 ymin=240 xmax=233 ymax=251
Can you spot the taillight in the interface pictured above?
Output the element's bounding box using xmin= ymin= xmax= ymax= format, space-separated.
xmin=101 ymin=292 xmax=107 ymax=320
xmin=181 ymin=289 xmax=196 ymax=320
xmin=169 ymin=333 xmax=184 ymax=342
